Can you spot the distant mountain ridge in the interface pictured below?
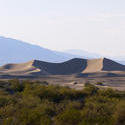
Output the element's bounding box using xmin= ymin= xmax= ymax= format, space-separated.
xmin=0 ymin=36 xmax=78 ymax=65
xmin=0 ymin=36 xmax=125 ymax=66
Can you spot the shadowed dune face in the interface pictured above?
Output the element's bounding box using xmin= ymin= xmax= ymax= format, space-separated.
xmin=32 ymin=58 xmax=87 ymax=75
xmin=102 ymin=58 xmax=125 ymax=71
xmin=0 ymin=58 xmax=125 ymax=76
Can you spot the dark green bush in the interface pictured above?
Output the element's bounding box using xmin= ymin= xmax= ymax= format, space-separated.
xmin=9 ymin=79 xmax=24 ymax=92
xmin=113 ymin=101 xmax=125 ymax=125
xmin=55 ymin=108 xmax=82 ymax=125
xmin=0 ymin=79 xmax=124 ymax=125
xmin=96 ymin=82 xmax=103 ymax=86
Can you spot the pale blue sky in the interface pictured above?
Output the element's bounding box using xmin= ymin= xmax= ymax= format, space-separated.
xmin=0 ymin=0 xmax=125 ymax=56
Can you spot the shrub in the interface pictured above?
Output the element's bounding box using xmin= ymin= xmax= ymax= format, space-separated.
xmin=0 ymin=97 xmax=9 ymax=107
xmin=9 ymin=79 xmax=24 ymax=92
xmin=83 ymin=84 xmax=99 ymax=96
xmin=96 ymin=82 xmax=103 ymax=86
xmin=0 ymin=79 xmax=125 ymax=125
xmin=55 ymin=108 xmax=82 ymax=125
xmin=113 ymin=101 xmax=125 ymax=125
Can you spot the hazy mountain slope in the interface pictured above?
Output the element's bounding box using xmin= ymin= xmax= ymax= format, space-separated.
xmin=0 ymin=37 xmax=76 ymax=65
xmin=65 ymin=49 xmax=102 ymax=59
xmin=1 ymin=36 xmax=125 ymax=67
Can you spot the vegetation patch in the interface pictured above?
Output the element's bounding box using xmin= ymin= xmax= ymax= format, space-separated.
xmin=0 ymin=79 xmax=124 ymax=125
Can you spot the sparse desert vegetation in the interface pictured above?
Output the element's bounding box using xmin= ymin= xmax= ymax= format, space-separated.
xmin=1 ymin=0 xmax=125 ymax=124
xmin=0 ymin=79 xmax=124 ymax=125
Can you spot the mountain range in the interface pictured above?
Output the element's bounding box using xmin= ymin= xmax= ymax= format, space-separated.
xmin=0 ymin=36 xmax=125 ymax=66
xmin=0 ymin=37 xmax=77 ymax=65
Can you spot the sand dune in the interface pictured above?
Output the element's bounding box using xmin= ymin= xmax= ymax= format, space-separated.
xmin=0 ymin=58 xmax=125 ymax=76
xmin=83 ymin=58 xmax=103 ymax=73
xmin=0 ymin=60 xmax=48 ymax=75
xmin=32 ymin=58 xmax=86 ymax=75
xmin=83 ymin=58 xmax=125 ymax=73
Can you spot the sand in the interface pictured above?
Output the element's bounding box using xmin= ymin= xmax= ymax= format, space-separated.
xmin=0 ymin=58 xmax=125 ymax=76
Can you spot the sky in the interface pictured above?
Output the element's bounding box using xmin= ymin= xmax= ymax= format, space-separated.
xmin=0 ymin=0 xmax=125 ymax=57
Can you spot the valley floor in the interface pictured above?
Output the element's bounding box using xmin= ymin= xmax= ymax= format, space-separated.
xmin=35 ymin=75 xmax=125 ymax=91
xmin=1 ymin=72 xmax=125 ymax=90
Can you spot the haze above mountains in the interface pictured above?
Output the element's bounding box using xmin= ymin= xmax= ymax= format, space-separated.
xmin=0 ymin=36 xmax=125 ymax=66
